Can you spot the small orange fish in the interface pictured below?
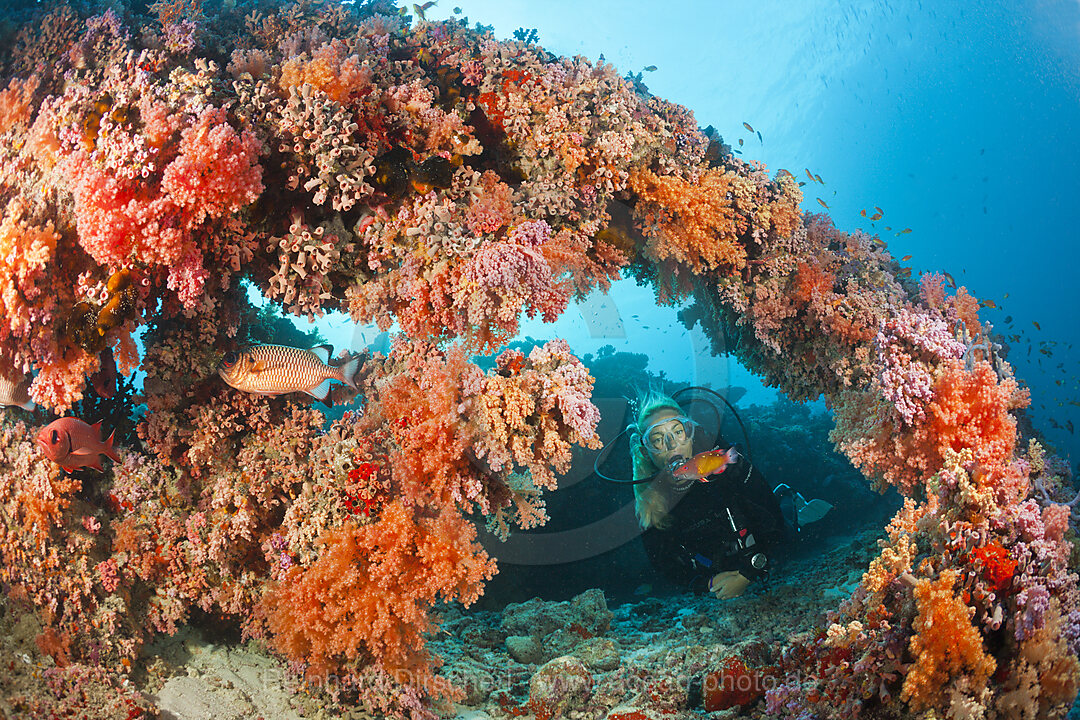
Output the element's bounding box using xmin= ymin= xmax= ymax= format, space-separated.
xmin=218 ymin=344 xmax=361 ymax=406
xmin=817 ymin=198 xmax=829 ymax=209
xmin=860 ymin=209 xmax=867 ymax=217
xmin=1033 ymin=321 xmax=1041 ymax=330
xmin=944 ymin=272 xmax=956 ymax=288
xmin=37 ymin=417 xmax=120 ymax=472
xmin=897 ymin=268 xmax=912 ymax=278
xmin=885 ymin=226 xmax=892 ymax=231
xmin=738 ymin=138 xmax=744 ymax=146
xmin=980 ymin=299 xmax=997 ymax=309
xmin=1003 ymin=293 xmax=1009 ymax=299
xmin=870 ymin=212 xmax=883 ymax=222
xmin=672 ymin=446 xmax=740 ymax=482
xmin=899 ymin=228 xmax=912 ymax=234
xmin=743 ymin=122 xmax=754 ymax=133
xmin=806 ymin=169 xmax=815 ymax=182
xmin=814 ymin=174 xmax=824 ymax=185
xmin=874 ymin=206 xmax=884 ymax=215
xmin=901 ymin=254 xmax=912 ymax=262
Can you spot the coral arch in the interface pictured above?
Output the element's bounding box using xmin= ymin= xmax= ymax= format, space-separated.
xmin=0 ymin=2 xmax=1075 ymax=718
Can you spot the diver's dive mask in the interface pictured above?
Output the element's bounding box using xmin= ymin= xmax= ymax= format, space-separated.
xmin=640 ymin=415 xmax=697 ymax=452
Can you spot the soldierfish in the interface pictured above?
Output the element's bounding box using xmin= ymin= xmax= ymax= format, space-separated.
xmin=89 ymin=346 xmax=117 ymax=399
xmin=671 ymin=446 xmax=740 ymax=482
xmin=36 ymin=417 xmax=120 ymax=472
xmin=218 ymin=344 xmax=360 ymax=406
xmin=0 ymin=371 xmax=35 ymax=410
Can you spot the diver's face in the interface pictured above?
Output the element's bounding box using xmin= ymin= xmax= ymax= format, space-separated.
xmin=642 ymin=409 xmax=694 ymax=474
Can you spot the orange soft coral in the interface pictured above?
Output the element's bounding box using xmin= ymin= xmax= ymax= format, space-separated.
xmin=277 ymin=41 xmax=373 ymax=105
xmin=261 ymin=503 xmax=495 ymax=684
xmin=29 ymin=349 xmax=97 ymax=413
xmin=0 ymin=198 xmax=59 ymax=348
xmin=629 ymin=166 xmax=744 ymax=273
xmin=902 ymin=569 xmax=996 ymax=710
xmin=0 ymin=74 xmax=39 ymax=134
xmin=832 ymin=360 xmax=1029 ymax=495
xmin=949 ymin=286 xmax=982 ymax=337
xmin=926 ymin=359 xmax=1028 ymax=479
xmin=791 ymin=260 xmax=836 ymax=306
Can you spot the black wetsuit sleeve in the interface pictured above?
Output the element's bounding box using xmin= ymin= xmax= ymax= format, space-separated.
xmin=641 ymin=525 xmax=712 ymax=591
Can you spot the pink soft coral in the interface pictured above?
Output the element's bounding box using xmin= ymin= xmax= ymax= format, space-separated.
xmin=160 ymin=105 xmax=263 ymax=225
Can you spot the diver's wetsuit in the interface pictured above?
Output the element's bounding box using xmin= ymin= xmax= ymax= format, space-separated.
xmin=641 ymin=455 xmax=789 ymax=593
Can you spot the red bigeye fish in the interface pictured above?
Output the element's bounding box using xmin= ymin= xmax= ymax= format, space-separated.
xmin=89 ymin=346 xmax=117 ymax=399
xmin=672 ymin=446 xmax=740 ymax=483
xmin=36 ymin=417 xmax=121 ymax=472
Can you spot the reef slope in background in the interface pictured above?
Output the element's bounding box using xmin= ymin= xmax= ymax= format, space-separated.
xmin=0 ymin=1 xmax=1076 ymax=718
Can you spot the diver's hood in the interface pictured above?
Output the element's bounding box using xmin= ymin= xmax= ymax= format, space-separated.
xmin=593 ymin=385 xmax=752 ymax=485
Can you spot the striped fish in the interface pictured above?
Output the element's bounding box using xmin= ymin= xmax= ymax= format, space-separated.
xmin=0 ymin=371 xmax=35 ymax=411
xmin=218 ymin=344 xmax=360 ymax=407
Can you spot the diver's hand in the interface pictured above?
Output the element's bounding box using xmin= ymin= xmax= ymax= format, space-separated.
xmin=708 ymin=571 xmax=750 ymax=600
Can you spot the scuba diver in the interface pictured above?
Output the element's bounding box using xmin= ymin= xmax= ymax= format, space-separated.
xmin=597 ymin=386 xmax=832 ymax=599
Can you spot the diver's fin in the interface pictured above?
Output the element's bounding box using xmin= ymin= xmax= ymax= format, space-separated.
xmin=310 ymin=344 xmax=333 ymax=363
xmin=797 ymin=499 xmax=833 ymax=526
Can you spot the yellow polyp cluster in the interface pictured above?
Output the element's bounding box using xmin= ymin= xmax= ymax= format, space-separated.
xmin=64 ymin=268 xmax=138 ymax=353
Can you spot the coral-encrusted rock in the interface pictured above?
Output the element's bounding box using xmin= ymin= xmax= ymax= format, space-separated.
xmin=505 ymin=635 xmax=542 ymax=665
xmin=459 ymin=620 xmax=506 ymax=649
xmin=542 ymin=627 xmax=582 ymax=659
xmin=574 ymin=637 xmax=620 ymax=671
xmin=501 ymin=588 xmax=613 ymax=638
xmin=528 ymin=656 xmax=593 ymax=718
xmin=441 ymin=658 xmax=494 ymax=706
xmin=571 ymin=589 xmax=613 ymax=632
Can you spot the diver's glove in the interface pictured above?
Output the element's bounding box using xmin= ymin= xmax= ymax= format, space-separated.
xmin=708 ymin=570 xmax=750 ymax=600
